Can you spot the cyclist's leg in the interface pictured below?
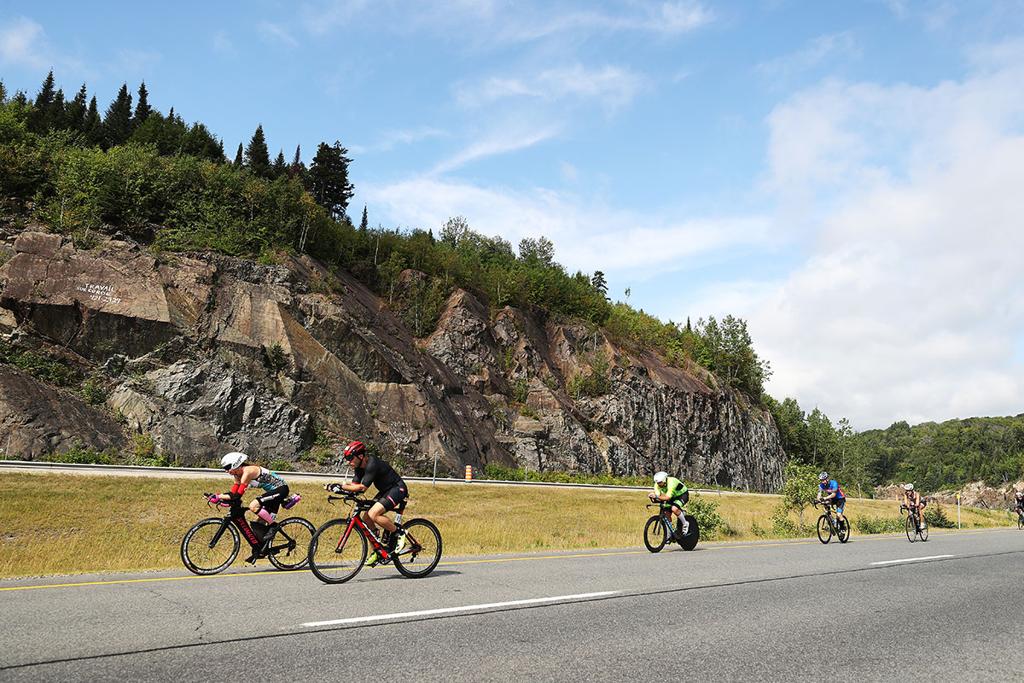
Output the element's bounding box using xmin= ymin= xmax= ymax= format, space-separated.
xmin=672 ymin=504 xmax=689 ymax=533
xmin=369 ymin=485 xmax=408 ymax=535
xmin=835 ymin=498 xmax=846 ymax=524
xmin=254 ymin=487 xmax=288 ymax=525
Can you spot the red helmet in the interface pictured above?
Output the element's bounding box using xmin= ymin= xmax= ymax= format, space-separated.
xmin=342 ymin=440 xmax=366 ymax=461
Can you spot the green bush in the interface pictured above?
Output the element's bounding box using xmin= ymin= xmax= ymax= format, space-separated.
xmin=688 ymin=495 xmax=726 ymax=539
xmin=41 ymin=443 xmax=116 ymax=465
xmin=924 ymin=503 xmax=956 ymax=529
xmin=855 ymin=515 xmax=904 ymax=534
xmin=267 ymin=458 xmax=292 ymax=473
xmin=0 ymin=341 xmax=81 ymax=387
xmin=80 ymin=376 xmax=108 ymax=405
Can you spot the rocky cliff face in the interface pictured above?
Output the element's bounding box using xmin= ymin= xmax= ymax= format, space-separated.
xmin=0 ymin=229 xmax=785 ymax=491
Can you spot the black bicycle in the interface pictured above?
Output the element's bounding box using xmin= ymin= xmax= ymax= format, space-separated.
xmin=901 ymin=504 xmax=929 ymax=542
xmin=308 ymin=493 xmax=443 ymax=584
xmin=643 ymin=502 xmax=699 ymax=552
xmin=813 ymin=499 xmax=850 ymax=544
xmin=1016 ymin=507 xmax=1024 ymax=530
xmin=180 ymin=494 xmax=315 ymax=575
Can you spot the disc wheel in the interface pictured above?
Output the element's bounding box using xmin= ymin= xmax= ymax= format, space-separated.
xmin=679 ymin=515 xmax=700 ymax=551
xmin=905 ymin=515 xmax=917 ymax=542
xmin=817 ymin=515 xmax=833 ymax=544
xmin=644 ymin=515 xmax=668 ymax=553
xmin=267 ymin=517 xmax=315 ymax=570
xmin=308 ymin=518 xmax=368 ymax=584
xmin=837 ymin=517 xmax=850 ymax=543
xmin=181 ymin=518 xmax=240 ymax=575
xmin=393 ymin=519 xmax=443 ymax=578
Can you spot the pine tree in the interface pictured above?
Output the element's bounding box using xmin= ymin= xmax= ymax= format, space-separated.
xmin=244 ymin=125 xmax=270 ymax=177
xmin=102 ymin=83 xmax=133 ymax=147
xmin=233 ymin=142 xmax=244 ymax=166
xmin=49 ymin=88 xmax=66 ymax=130
xmin=272 ymin=149 xmax=287 ymax=178
xmin=360 ymin=205 xmax=368 ymax=232
xmin=29 ymin=70 xmax=57 ymax=132
xmin=307 ymin=140 xmax=355 ymax=220
xmin=131 ymin=82 xmax=152 ymax=129
xmin=65 ymin=84 xmax=88 ymax=131
xmin=288 ymin=144 xmax=305 ymax=179
xmin=591 ymin=271 xmax=608 ymax=299
xmin=84 ymin=96 xmax=103 ymax=145
xmin=0 ymin=81 xmax=7 ymax=104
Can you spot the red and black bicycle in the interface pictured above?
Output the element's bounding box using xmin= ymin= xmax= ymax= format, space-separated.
xmin=307 ymin=493 xmax=442 ymax=584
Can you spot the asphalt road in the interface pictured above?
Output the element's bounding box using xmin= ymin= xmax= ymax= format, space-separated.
xmin=2 ymin=528 xmax=1022 ymax=681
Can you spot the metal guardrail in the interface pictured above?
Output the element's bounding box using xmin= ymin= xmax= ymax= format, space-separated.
xmin=0 ymin=460 xmax=742 ymax=495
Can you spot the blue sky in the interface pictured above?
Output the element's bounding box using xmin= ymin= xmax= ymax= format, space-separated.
xmin=2 ymin=1 xmax=1023 ymax=428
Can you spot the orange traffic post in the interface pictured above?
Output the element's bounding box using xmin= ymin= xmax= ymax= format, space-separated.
xmin=465 ymin=465 xmax=473 ymax=482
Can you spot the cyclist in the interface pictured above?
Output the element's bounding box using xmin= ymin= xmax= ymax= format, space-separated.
xmin=213 ymin=452 xmax=296 ymax=562
xmin=900 ymin=483 xmax=926 ymax=531
xmin=325 ymin=440 xmax=408 ymax=567
xmin=648 ymin=471 xmax=690 ymax=536
xmin=1013 ymin=490 xmax=1024 ymax=518
xmin=816 ymin=472 xmax=848 ymax=528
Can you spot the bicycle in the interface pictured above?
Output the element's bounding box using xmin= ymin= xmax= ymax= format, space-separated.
xmin=307 ymin=493 xmax=443 ymax=584
xmin=901 ymin=504 xmax=929 ymax=542
xmin=1015 ymin=508 xmax=1024 ymax=530
xmin=180 ymin=494 xmax=315 ymax=575
xmin=812 ymin=500 xmax=850 ymax=544
xmin=643 ymin=502 xmax=699 ymax=552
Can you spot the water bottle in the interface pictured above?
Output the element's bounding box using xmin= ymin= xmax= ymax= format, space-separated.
xmin=283 ymin=493 xmax=301 ymax=510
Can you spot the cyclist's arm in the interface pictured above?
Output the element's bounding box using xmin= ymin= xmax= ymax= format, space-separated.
xmin=215 ymin=470 xmax=247 ymax=501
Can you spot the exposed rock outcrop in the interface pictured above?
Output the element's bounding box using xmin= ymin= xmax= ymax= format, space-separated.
xmin=0 ymin=231 xmax=786 ymax=489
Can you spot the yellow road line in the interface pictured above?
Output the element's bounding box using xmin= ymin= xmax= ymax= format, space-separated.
xmin=0 ymin=570 xmax=271 ymax=592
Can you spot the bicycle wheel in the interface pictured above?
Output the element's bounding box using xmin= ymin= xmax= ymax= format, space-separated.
xmin=308 ymin=518 xmax=367 ymax=584
xmin=905 ymin=515 xmax=916 ymax=542
xmin=816 ymin=515 xmax=832 ymax=544
xmin=393 ymin=518 xmax=443 ymax=578
xmin=679 ymin=515 xmax=700 ymax=551
xmin=181 ymin=518 xmax=240 ymax=575
xmin=837 ymin=517 xmax=850 ymax=543
xmin=1018 ymin=513 xmax=1023 ymax=530
xmin=267 ymin=517 xmax=315 ymax=570
xmin=918 ymin=516 xmax=928 ymax=542
xmin=644 ymin=515 xmax=667 ymax=553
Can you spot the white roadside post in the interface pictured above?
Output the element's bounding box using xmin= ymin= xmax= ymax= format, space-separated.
xmin=956 ymin=493 xmax=961 ymax=529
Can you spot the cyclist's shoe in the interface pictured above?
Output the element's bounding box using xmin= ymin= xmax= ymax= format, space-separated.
xmin=392 ymin=529 xmax=408 ymax=554
xmin=244 ymin=550 xmax=265 ymax=564
xmin=364 ymin=550 xmax=380 ymax=568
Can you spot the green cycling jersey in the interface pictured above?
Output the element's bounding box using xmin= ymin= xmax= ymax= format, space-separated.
xmin=654 ymin=476 xmax=688 ymax=503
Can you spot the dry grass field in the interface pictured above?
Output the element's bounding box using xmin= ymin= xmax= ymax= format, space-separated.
xmin=1 ymin=472 xmax=1013 ymax=577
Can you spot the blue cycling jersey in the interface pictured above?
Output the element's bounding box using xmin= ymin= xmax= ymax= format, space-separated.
xmin=820 ymin=479 xmax=845 ymax=499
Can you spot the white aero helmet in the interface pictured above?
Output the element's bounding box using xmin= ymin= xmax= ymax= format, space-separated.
xmin=903 ymin=483 xmax=914 ymax=491
xmin=654 ymin=471 xmax=669 ymax=484
xmin=221 ymin=452 xmax=248 ymax=471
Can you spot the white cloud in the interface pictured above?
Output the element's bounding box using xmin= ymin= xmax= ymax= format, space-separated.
xmin=456 ymin=64 xmax=648 ymax=111
xmin=258 ymin=21 xmax=299 ymax=47
xmin=430 ymin=124 xmax=561 ymax=175
xmin=694 ymin=45 xmax=1024 ymax=428
xmin=348 ymin=127 xmax=449 ymax=155
xmin=361 ymin=176 xmax=770 ymax=275
xmin=0 ymin=16 xmax=46 ymax=68
xmin=756 ymin=32 xmax=861 ymax=84
xmin=212 ymin=30 xmax=236 ymax=56
xmin=299 ymin=1 xmax=712 ymax=42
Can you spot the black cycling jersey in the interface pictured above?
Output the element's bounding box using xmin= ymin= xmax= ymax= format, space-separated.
xmin=353 ymin=455 xmax=404 ymax=495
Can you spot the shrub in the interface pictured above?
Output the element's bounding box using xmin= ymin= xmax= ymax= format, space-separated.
xmin=924 ymin=503 xmax=956 ymax=529
xmin=41 ymin=443 xmax=116 ymax=465
xmin=267 ymin=458 xmax=291 ymax=473
xmin=688 ymin=495 xmax=725 ymax=539
xmin=855 ymin=515 xmax=904 ymax=534
xmin=80 ymin=376 xmax=108 ymax=405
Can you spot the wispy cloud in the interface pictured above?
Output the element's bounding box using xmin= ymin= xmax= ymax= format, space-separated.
xmin=430 ymin=124 xmax=560 ymax=175
xmin=362 ymin=175 xmax=771 ymax=276
xmin=299 ymin=1 xmax=712 ymax=43
xmin=0 ymin=16 xmax=85 ymax=74
xmin=756 ymin=32 xmax=861 ymax=84
xmin=258 ymin=21 xmax=299 ymax=47
xmin=456 ymin=64 xmax=648 ymax=111
xmin=349 ymin=127 xmax=449 ymax=155
xmin=212 ymin=30 xmax=236 ymax=57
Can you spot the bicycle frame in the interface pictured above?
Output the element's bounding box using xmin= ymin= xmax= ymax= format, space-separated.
xmin=327 ymin=496 xmax=417 ymax=563
xmin=206 ymin=499 xmax=292 ymax=554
